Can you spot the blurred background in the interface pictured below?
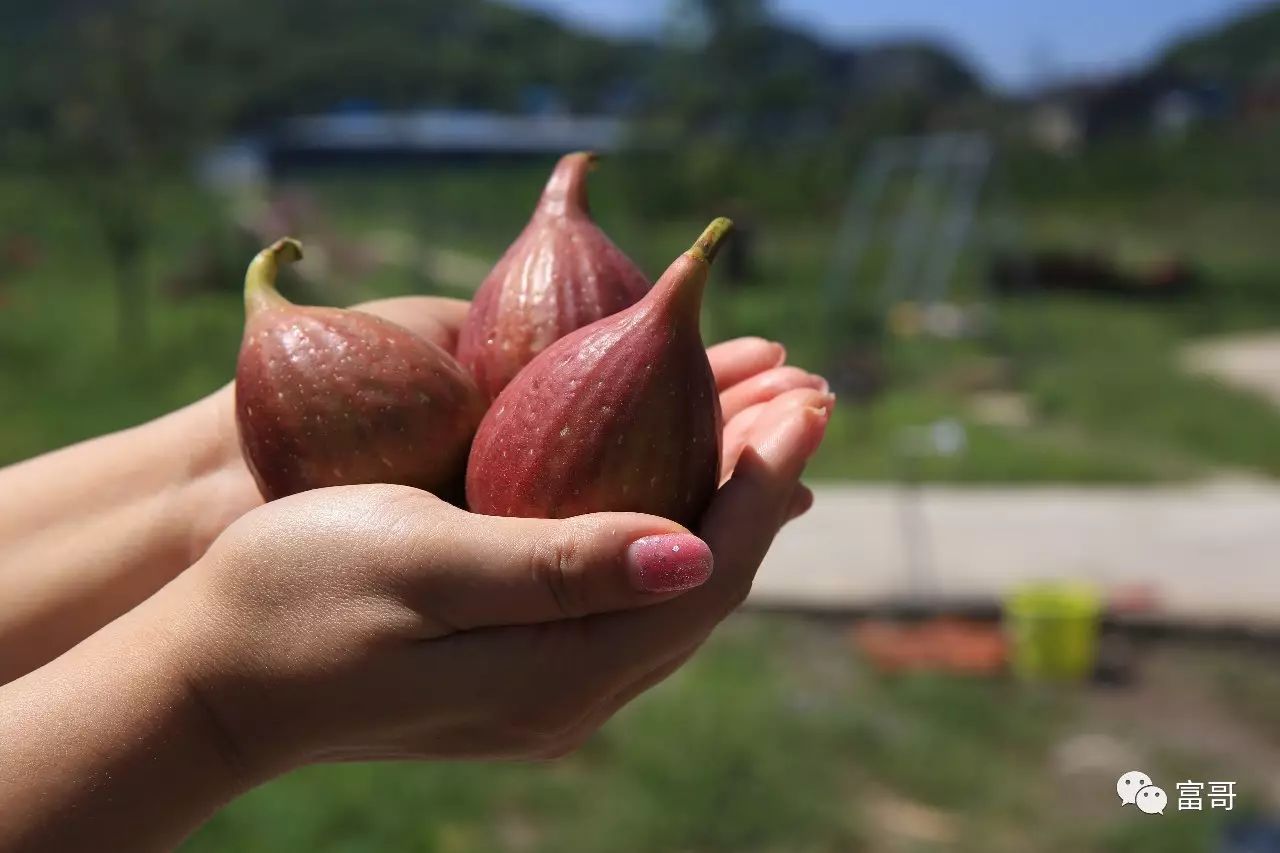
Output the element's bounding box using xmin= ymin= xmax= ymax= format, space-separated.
xmin=3 ymin=0 xmax=1280 ymax=850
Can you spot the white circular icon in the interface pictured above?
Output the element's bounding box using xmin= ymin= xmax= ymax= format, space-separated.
xmin=1116 ymin=770 xmax=1152 ymax=805
xmin=1136 ymin=785 xmax=1167 ymax=815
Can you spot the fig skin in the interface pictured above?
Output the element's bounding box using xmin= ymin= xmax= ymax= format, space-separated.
xmin=465 ymin=218 xmax=733 ymax=528
xmin=457 ymin=151 xmax=650 ymax=400
xmin=235 ymin=239 xmax=487 ymax=501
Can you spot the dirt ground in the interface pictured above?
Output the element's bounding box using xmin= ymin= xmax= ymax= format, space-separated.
xmin=1183 ymin=333 xmax=1280 ymax=410
xmin=1058 ymin=641 xmax=1280 ymax=814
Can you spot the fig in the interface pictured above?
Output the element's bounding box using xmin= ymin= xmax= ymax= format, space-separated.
xmin=235 ymin=238 xmax=487 ymax=501
xmin=457 ymin=151 xmax=650 ymax=399
xmin=466 ymin=218 xmax=733 ymax=527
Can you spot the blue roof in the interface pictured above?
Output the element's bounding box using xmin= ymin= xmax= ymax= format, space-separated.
xmin=273 ymin=109 xmax=627 ymax=154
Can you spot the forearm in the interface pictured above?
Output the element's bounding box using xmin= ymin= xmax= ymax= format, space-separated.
xmin=0 ymin=578 xmax=252 ymax=852
xmin=0 ymin=387 xmax=259 ymax=681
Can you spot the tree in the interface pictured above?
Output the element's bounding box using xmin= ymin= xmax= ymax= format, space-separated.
xmin=12 ymin=0 xmax=228 ymax=348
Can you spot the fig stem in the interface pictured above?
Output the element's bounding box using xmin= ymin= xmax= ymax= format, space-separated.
xmin=687 ymin=217 xmax=734 ymax=265
xmin=244 ymin=238 xmax=303 ymax=313
xmin=539 ymin=151 xmax=598 ymax=215
xmin=652 ymin=218 xmax=736 ymax=319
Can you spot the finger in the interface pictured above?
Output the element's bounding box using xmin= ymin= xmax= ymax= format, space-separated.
xmin=409 ymin=398 xmax=833 ymax=719
xmin=413 ymin=608 xmax=705 ymax=760
xmin=576 ymin=642 xmax=697 ymax=738
xmin=722 ymin=388 xmax=835 ymax=477
xmin=784 ymin=483 xmax=815 ymax=524
xmin=580 ymin=485 xmax=819 ymax=731
xmin=390 ymin=503 xmax=714 ymax=637
xmin=719 ymin=366 xmax=829 ymax=422
xmin=697 ymin=401 xmax=830 ymax=605
xmin=708 ymin=337 xmax=786 ymax=391
xmin=353 ymin=296 xmax=471 ymax=354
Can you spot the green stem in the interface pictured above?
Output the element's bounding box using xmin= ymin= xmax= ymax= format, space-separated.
xmin=652 ymin=218 xmax=736 ymax=319
xmin=244 ymin=238 xmax=303 ymax=314
xmin=687 ymin=217 xmax=734 ymax=265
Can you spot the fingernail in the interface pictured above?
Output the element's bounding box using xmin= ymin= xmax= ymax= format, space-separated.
xmin=782 ymin=407 xmax=829 ymax=458
xmin=808 ymin=407 xmax=834 ymax=450
xmin=772 ymin=343 xmax=788 ymax=367
xmin=626 ymin=534 xmax=713 ymax=594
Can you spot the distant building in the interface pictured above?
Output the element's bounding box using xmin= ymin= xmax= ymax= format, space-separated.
xmin=1028 ymin=101 xmax=1084 ymax=155
xmin=199 ymin=109 xmax=630 ymax=188
xmin=1026 ymin=72 xmax=1229 ymax=153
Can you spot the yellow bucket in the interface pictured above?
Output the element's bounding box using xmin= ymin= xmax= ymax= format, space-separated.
xmin=1005 ymin=582 xmax=1102 ymax=681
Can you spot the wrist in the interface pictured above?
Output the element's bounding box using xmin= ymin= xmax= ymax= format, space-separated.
xmin=0 ymin=384 xmax=261 ymax=683
xmin=144 ymin=565 xmax=292 ymax=786
xmin=168 ymin=385 xmax=263 ymax=563
xmin=179 ymin=383 xmax=243 ymax=474
xmin=0 ymin=578 xmax=262 ymax=850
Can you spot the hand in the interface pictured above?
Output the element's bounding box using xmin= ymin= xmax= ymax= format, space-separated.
xmin=187 ymin=295 xmax=828 ymax=560
xmin=180 ymin=296 xmax=476 ymax=558
xmin=0 ymin=292 xmax=832 ymax=850
xmin=0 ymin=293 xmax=830 ymax=684
xmin=159 ymin=380 xmax=832 ymax=781
xmin=0 ymin=379 xmax=829 ymax=852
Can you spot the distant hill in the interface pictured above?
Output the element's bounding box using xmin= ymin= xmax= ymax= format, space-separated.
xmin=852 ymin=40 xmax=982 ymax=100
xmin=0 ymin=0 xmax=982 ymax=149
xmin=1158 ymin=1 xmax=1280 ymax=85
xmin=643 ymin=13 xmax=982 ymax=140
xmin=0 ymin=0 xmax=650 ymax=126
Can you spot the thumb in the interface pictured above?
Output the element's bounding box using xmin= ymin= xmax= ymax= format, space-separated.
xmin=396 ymin=507 xmax=714 ymax=635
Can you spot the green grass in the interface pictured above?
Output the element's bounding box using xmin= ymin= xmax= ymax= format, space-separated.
xmin=809 ymin=391 xmax=1195 ymax=482
xmin=181 ymin=615 xmax=1276 ymax=852
xmin=4 ymin=142 xmax=1280 ymax=481
xmin=186 ymin=617 xmax=870 ymax=853
xmin=297 ymin=162 xmax=1280 ymax=483
xmin=6 ymin=119 xmax=1280 ymax=853
xmin=995 ymin=296 xmax=1280 ymax=477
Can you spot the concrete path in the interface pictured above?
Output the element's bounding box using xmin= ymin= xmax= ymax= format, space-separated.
xmin=1183 ymin=332 xmax=1280 ymax=409
xmin=748 ymin=481 xmax=1280 ymax=627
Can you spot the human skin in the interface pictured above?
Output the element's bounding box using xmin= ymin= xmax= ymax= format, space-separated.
xmin=0 ymin=296 xmax=833 ymax=850
xmin=0 ymin=297 xmax=825 ymax=682
xmin=0 ymin=297 xmax=469 ymax=681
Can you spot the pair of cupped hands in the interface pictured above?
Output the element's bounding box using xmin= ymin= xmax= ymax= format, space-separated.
xmin=159 ymin=294 xmax=833 ymax=785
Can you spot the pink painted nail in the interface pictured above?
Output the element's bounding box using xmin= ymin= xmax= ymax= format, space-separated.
xmin=626 ymin=534 xmax=713 ymax=594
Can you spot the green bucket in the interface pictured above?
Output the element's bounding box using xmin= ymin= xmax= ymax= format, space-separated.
xmin=1005 ymin=582 xmax=1102 ymax=681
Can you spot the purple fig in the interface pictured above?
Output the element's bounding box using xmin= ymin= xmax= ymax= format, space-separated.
xmin=465 ymin=218 xmax=733 ymax=527
xmin=457 ymin=151 xmax=650 ymax=399
xmin=235 ymin=238 xmax=487 ymax=501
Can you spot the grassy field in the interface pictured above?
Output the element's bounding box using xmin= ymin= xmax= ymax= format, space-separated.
xmin=3 ymin=148 xmax=1280 ymax=482
xmin=3 ymin=141 xmax=1280 ymax=851
xmin=183 ymin=614 xmax=1278 ymax=853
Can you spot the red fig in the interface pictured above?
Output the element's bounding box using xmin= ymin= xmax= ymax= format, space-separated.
xmin=465 ymin=218 xmax=733 ymax=527
xmin=457 ymin=151 xmax=650 ymax=399
xmin=235 ymin=238 xmax=487 ymax=501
